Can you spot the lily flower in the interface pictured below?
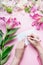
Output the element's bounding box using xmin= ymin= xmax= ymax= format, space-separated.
xmin=31 ymin=14 xmax=43 ymax=30
xmin=0 ymin=17 xmax=21 ymax=39
xmin=6 ymin=17 xmax=21 ymax=29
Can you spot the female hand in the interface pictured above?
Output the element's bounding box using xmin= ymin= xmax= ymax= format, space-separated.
xmin=27 ymin=35 xmax=41 ymax=48
xmin=27 ymin=34 xmax=43 ymax=65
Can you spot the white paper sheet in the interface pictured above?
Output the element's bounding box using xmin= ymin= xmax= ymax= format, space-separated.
xmin=17 ymin=30 xmax=38 ymax=45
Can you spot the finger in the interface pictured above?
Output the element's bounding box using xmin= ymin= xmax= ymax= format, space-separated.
xmin=27 ymin=37 xmax=34 ymax=43
xmin=27 ymin=37 xmax=39 ymax=47
xmin=27 ymin=34 xmax=39 ymax=40
xmin=33 ymin=38 xmax=41 ymax=42
xmin=27 ymin=36 xmax=40 ymax=44
xmin=27 ymin=34 xmax=34 ymax=38
xmin=33 ymin=35 xmax=39 ymax=40
xmin=27 ymin=35 xmax=40 ymax=42
xmin=30 ymin=37 xmax=40 ymax=42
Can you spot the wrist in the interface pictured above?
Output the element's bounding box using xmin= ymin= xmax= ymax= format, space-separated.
xmin=36 ymin=44 xmax=43 ymax=54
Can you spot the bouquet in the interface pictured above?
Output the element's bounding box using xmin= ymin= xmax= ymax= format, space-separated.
xmin=0 ymin=17 xmax=20 ymax=65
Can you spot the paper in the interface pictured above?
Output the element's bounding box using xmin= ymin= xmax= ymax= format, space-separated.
xmin=17 ymin=30 xmax=38 ymax=45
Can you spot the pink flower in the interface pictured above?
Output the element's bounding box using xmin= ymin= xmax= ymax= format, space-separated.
xmin=31 ymin=14 xmax=43 ymax=30
xmin=0 ymin=17 xmax=6 ymax=38
xmin=0 ymin=17 xmax=6 ymax=28
xmin=0 ymin=17 xmax=21 ymax=29
xmin=0 ymin=17 xmax=21 ymax=38
xmin=30 ymin=13 xmax=41 ymax=20
xmin=6 ymin=17 xmax=21 ymax=29
xmin=30 ymin=6 xmax=38 ymax=13
xmin=30 ymin=5 xmax=39 ymax=17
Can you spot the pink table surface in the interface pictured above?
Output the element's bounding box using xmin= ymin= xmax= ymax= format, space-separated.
xmin=0 ymin=11 xmax=43 ymax=65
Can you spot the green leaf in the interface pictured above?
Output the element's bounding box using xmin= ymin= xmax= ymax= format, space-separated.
xmin=2 ymin=45 xmax=13 ymax=59
xmin=0 ymin=53 xmax=2 ymax=65
xmin=6 ymin=7 xmax=12 ymax=13
xmin=0 ymin=28 xmax=18 ymax=64
xmin=7 ymin=28 xmax=18 ymax=35
xmin=0 ymin=30 xmax=3 ymax=36
xmin=1 ymin=55 xmax=9 ymax=65
xmin=0 ymin=49 xmax=2 ymax=65
xmin=2 ymin=35 xmax=16 ymax=46
xmin=24 ymin=7 xmax=30 ymax=13
xmin=0 ymin=36 xmax=2 ymax=46
xmin=0 ymin=30 xmax=3 ymax=46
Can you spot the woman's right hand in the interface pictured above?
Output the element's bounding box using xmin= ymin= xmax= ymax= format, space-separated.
xmin=27 ymin=35 xmax=43 ymax=53
xmin=27 ymin=35 xmax=41 ymax=48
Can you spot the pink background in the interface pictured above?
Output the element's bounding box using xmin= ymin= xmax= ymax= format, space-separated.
xmin=0 ymin=11 xmax=43 ymax=65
